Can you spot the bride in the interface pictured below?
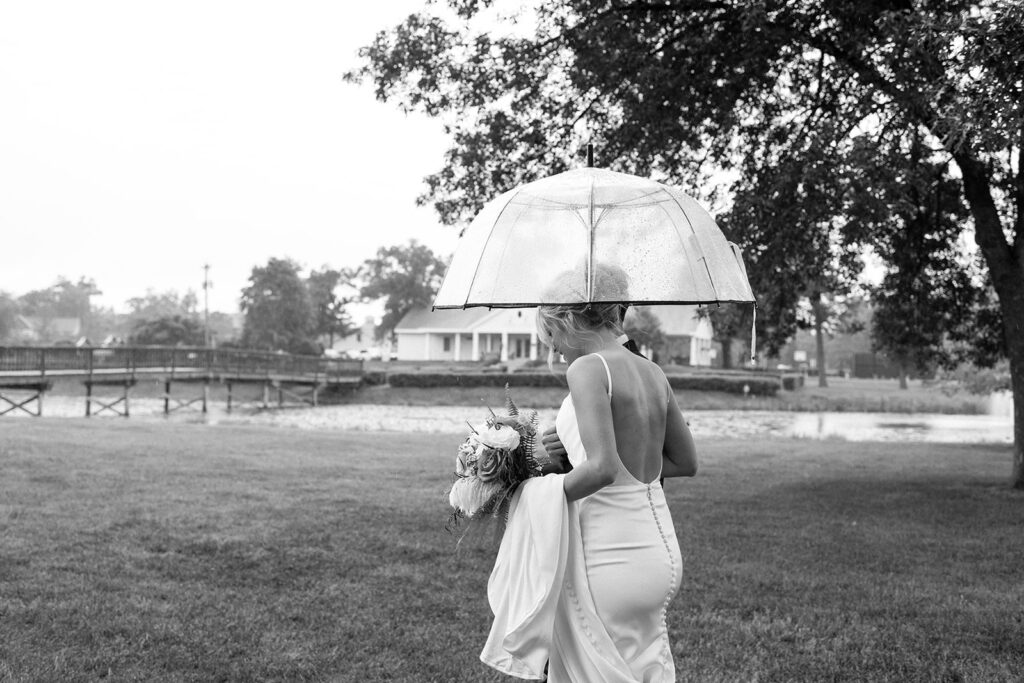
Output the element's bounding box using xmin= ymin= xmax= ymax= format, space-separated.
xmin=481 ymin=301 xmax=697 ymax=682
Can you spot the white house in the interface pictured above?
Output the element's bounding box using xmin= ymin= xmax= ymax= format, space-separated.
xmin=395 ymin=307 xmax=543 ymax=362
xmin=322 ymin=317 xmax=383 ymax=357
xmin=394 ymin=305 xmax=714 ymax=365
xmin=641 ymin=305 xmax=715 ymax=366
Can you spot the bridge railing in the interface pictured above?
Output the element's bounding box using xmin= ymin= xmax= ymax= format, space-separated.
xmin=0 ymin=346 xmax=364 ymax=380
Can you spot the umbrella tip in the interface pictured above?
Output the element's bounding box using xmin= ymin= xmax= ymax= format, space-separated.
xmin=587 ymin=143 xmax=594 ymax=167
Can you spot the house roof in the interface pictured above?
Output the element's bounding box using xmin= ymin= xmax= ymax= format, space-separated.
xmin=22 ymin=316 xmax=83 ymax=337
xmin=395 ymin=307 xmax=493 ymax=331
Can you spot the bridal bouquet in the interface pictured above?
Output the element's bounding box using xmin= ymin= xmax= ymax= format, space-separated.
xmin=447 ymin=387 xmax=541 ymax=527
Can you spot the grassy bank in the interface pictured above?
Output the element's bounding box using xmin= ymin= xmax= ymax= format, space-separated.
xmin=335 ymin=376 xmax=991 ymax=414
xmin=1 ymin=421 xmax=1021 ymax=681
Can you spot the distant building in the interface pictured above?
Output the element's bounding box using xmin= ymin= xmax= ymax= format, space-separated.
xmin=11 ymin=316 xmax=84 ymax=345
xmin=394 ymin=307 xmax=541 ymax=362
xmin=393 ymin=305 xmax=714 ymax=365
xmin=640 ymin=306 xmax=715 ymax=366
xmin=322 ymin=317 xmax=385 ymax=358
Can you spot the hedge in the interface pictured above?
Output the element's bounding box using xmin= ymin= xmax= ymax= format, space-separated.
xmin=666 ymin=374 xmax=779 ymax=396
xmin=385 ymin=371 xmax=779 ymax=395
xmin=386 ymin=372 xmax=566 ymax=388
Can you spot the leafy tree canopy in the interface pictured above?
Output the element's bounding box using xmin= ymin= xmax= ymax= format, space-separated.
xmin=307 ymin=267 xmax=356 ymax=346
xmin=19 ymin=277 xmax=101 ymax=320
xmin=129 ymin=315 xmax=205 ymax=347
xmin=358 ymin=241 xmax=448 ymax=339
xmin=240 ymin=258 xmax=318 ymax=354
xmin=126 ymin=289 xmax=198 ymax=321
xmin=352 ymin=0 xmax=1024 ymax=485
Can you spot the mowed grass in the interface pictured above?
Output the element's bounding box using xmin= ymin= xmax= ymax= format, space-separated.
xmin=1 ymin=422 xmax=1022 ymax=682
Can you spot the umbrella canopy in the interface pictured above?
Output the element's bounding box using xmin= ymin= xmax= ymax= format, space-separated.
xmin=433 ymin=167 xmax=755 ymax=309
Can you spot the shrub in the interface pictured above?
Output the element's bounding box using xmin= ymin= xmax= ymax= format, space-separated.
xmin=386 ymin=372 xmax=566 ymax=388
xmin=385 ymin=371 xmax=778 ymax=395
xmin=665 ymin=374 xmax=779 ymax=396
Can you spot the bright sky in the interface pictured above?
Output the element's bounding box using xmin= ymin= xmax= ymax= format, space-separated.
xmin=0 ymin=1 xmax=458 ymax=317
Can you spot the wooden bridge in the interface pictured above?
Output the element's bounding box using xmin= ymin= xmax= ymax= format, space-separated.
xmin=0 ymin=346 xmax=364 ymax=417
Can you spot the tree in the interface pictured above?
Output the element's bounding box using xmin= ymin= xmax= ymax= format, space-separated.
xmin=359 ymin=241 xmax=447 ymax=340
xmin=307 ymin=267 xmax=355 ymax=347
xmin=126 ymin=289 xmax=198 ymax=320
xmin=20 ymin=276 xmax=101 ymax=319
xmin=240 ymin=258 xmax=318 ymax=354
xmin=721 ymin=125 xmax=868 ymax=385
xmin=862 ymin=139 xmax=977 ymax=388
xmin=351 ymin=1 xmax=1024 ymax=487
xmin=130 ymin=315 xmax=205 ymax=346
xmin=0 ymin=292 xmax=20 ymax=342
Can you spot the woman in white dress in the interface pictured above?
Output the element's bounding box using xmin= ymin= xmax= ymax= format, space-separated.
xmin=536 ymin=302 xmax=697 ymax=681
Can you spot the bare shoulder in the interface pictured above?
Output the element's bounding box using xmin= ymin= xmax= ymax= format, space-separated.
xmin=565 ymin=354 xmax=606 ymax=388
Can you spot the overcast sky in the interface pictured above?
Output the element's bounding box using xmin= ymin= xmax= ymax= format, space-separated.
xmin=0 ymin=1 xmax=458 ymax=317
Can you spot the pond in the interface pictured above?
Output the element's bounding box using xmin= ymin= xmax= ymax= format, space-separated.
xmin=217 ymin=405 xmax=1014 ymax=444
xmin=2 ymin=395 xmax=1014 ymax=444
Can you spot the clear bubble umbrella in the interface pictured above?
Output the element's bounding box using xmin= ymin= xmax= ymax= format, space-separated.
xmin=433 ymin=167 xmax=756 ymax=310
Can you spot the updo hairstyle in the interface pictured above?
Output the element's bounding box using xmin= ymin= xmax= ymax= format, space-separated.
xmin=536 ymin=303 xmax=624 ymax=371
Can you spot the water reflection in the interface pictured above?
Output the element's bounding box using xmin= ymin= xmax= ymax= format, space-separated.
xmin=785 ymin=412 xmax=1012 ymax=443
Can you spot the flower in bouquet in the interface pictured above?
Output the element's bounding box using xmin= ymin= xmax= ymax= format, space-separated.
xmin=446 ymin=386 xmax=542 ymax=529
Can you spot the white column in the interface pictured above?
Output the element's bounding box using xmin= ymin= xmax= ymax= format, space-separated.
xmin=471 ymin=332 xmax=479 ymax=361
xmin=423 ymin=333 xmax=431 ymax=360
xmin=500 ymin=332 xmax=509 ymax=361
xmin=454 ymin=333 xmax=462 ymax=361
xmin=529 ymin=332 xmax=538 ymax=360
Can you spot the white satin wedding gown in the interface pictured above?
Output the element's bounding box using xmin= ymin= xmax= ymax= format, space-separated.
xmin=549 ymin=353 xmax=682 ymax=681
xmin=482 ymin=353 xmax=682 ymax=682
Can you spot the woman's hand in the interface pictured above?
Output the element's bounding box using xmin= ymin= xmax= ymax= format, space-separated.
xmin=540 ymin=425 xmax=572 ymax=473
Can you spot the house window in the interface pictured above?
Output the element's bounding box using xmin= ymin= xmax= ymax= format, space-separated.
xmin=443 ymin=336 xmax=452 ymax=352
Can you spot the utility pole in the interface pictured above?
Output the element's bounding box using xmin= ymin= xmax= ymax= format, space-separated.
xmin=202 ymin=264 xmax=212 ymax=347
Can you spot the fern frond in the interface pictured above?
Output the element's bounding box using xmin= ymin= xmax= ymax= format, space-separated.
xmin=504 ymin=383 xmax=518 ymax=416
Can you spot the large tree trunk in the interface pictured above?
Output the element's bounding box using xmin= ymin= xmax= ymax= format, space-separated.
xmin=812 ymin=291 xmax=828 ymax=388
xmin=953 ymin=151 xmax=1024 ymax=488
xmin=1006 ymin=308 xmax=1024 ymax=490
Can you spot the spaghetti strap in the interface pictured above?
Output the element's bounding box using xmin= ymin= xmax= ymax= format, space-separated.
xmin=593 ymin=353 xmax=613 ymax=399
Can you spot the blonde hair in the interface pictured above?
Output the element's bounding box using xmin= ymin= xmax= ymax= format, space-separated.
xmin=535 ymin=303 xmax=624 ymax=371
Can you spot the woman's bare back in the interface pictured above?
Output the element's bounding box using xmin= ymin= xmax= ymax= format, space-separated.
xmin=595 ymin=347 xmax=671 ymax=484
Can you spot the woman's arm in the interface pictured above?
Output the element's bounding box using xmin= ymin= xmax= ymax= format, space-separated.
xmin=561 ymin=356 xmax=620 ymax=501
xmin=662 ymin=384 xmax=697 ymax=478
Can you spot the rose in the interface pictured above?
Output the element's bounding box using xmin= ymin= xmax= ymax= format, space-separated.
xmin=456 ymin=441 xmax=476 ymax=476
xmin=476 ymin=447 xmax=507 ymax=483
xmin=477 ymin=424 xmax=521 ymax=451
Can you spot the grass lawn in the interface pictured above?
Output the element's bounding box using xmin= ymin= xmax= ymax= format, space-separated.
xmin=1 ymin=421 xmax=1021 ymax=682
